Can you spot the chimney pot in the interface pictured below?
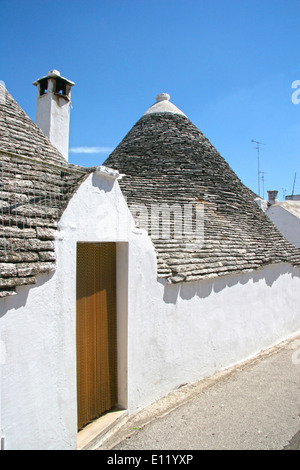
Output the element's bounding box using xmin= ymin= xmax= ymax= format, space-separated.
xmin=33 ymin=70 xmax=74 ymax=161
xmin=267 ymin=190 xmax=278 ymax=205
xmin=48 ymin=69 xmax=61 ymax=77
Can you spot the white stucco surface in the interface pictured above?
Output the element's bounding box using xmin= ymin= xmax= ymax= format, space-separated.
xmin=36 ymin=92 xmax=71 ymax=160
xmin=126 ymin=261 xmax=300 ymax=414
xmin=267 ymin=203 xmax=300 ymax=248
xmin=1 ymin=171 xmax=300 ymax=450
xmin=0 ymin=171 xmax=134 ymax=450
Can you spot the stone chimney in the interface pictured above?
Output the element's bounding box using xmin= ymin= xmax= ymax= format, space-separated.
xmin=267 ymin=190 xmax=278 ymax=205
xmin=33 ymin=70 xmax=74 ymax=161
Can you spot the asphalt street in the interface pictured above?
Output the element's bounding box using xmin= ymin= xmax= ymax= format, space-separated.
xmin=98 ymin=334 xmax=300 ymax=451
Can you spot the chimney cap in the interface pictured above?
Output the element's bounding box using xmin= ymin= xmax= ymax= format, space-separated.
xmin=33 ymin=70 xmax=75 ymax=87
xmin=267 ymin=190 xmax=279 ymax=204
xmin=47 ymin=69 xmax=61 ymax=77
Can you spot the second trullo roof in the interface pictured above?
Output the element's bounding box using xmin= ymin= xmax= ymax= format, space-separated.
xmin=105 ymin=93 xmax=300 ymax=283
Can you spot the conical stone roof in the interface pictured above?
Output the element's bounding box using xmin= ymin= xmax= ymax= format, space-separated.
xmin=0 ymin=85 xmax=89 ymax=297
xmin=105 ymin=94 xmax=300 ymax=283
xmin=0 ymin=84 xmax=69 ymax=165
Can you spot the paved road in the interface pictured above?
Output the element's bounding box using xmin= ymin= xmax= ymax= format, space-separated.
xmin=98 ymin=335 xmax=300 ymax=451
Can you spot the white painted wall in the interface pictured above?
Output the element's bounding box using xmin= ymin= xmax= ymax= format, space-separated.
xmin=0 ymin=170 xmax=134 ymax=450
xmin=267 ymin=205 xmax=300 ymax=248
xmin=1 ymin=170 xmax=300 ymax=450
xmin=126 ymin=259 xmax=300 ymax=413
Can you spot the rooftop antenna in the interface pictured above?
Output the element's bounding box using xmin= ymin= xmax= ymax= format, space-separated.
xmin=260 ymin=171 xmax=266 ymax=200
xmin=282 ymin=187 xmax=286 ymax=200
xmin=292 ymin=172 xmax=297 ymax=196
xmin=251 ymin=140 xmax=265 ymax=197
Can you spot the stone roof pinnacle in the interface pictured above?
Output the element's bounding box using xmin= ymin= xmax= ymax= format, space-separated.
xmin=143 ymin=93 xmax=187 ymax=117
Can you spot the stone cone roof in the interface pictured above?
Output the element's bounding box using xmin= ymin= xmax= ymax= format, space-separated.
xmin=0 ymin=85 xmax=89 ymax=297
xmin=0 ymin=84 xmax=69 ymax=165
xmin=105 ymin=94 xmax=300 ymax=283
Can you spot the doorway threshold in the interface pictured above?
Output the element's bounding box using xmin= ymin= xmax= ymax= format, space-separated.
xmin=77 ymin=408 xmax=128 ymax=450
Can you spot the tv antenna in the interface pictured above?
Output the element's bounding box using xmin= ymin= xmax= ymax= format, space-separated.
xmin=282 ymin=187 xmax=287 ymax=200
xmin=292 ymin=172 xmax=297 ymax=196
xmin=260 ymin=171 xmax=267 ymax=200
xmin=251 ymin=140 xmax=265 ymax=197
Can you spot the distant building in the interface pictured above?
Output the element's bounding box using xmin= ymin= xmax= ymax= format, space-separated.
xmin=285 ymin=194 xmax=300 ymax=201
xmin=266 ymin=190 xmax=300 ymax=248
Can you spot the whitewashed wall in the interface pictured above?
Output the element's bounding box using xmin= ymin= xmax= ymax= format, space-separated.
xmin=36 ymin=89 xmax=71 ymax=161
xmin=267 ymin=205 xmax=300 ymax=248
xmin=0 ymin=171 xmax=300 ymax=450
xmin=126 ymin=258 xmax=300 ymax=413
xmin=0 ymin=170 xmax=135 ymax=450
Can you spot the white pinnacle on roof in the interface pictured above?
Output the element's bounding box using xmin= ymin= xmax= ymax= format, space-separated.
xmin=144 ymin=93 xmax=187 ymax=117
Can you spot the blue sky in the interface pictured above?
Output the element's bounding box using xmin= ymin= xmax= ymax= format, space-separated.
xmin=1 ymin=0 xmax=299 ymax=200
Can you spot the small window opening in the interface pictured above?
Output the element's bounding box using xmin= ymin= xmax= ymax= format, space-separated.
xmin=55 ymin=78 xmax=67 ymax=96
xmin=39 ymin=78 xmax=48 ymax=96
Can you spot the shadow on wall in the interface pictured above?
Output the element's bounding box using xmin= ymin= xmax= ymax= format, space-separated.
xmin=92 ymin=172 xmax=115 ymax=193
xmin=0 ymin=271 xmax=54 ymax=318
xmin=162 ymin=263 xmax=300 ymax=304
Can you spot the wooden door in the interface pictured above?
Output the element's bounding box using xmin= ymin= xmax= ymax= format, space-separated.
xmin=76 ymin=242 xmax=117 ymax=430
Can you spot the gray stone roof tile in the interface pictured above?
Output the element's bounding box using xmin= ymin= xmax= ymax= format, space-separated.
xmin=0 ymin=86 xmax=68 ymax=165
xmin=0 ymin=87 xmax=89 ymax=296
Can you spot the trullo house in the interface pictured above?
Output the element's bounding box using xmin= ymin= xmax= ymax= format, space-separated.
xmin=0 ymin=74 xmax=299 ymax=450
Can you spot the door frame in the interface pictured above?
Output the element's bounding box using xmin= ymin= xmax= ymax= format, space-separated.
xmin=75 ymin=241 xmax=128 ymax=431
